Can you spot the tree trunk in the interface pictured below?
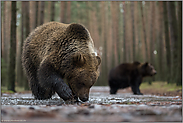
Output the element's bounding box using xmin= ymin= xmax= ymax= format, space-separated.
xmin=24 ymin=1 xmax=30 ymax=90
xmin=140 ymin=2 xmax=149 ymax=62
xmin=39 ymin=1 xmax=44 ymax=25
xmin=115 ymin=2 xmax=120 ymax=64
xmin=91 ymin=9 xmax=100 ymax=50
xmin=1 ymin=1 xmax=5 ymax=61
xmin=123 ymin=2 xmax=127 ymax=63
xmin=111 ymin=1 xmax=116 ymax=67
xmin=149 ymin=2 xmax=156 ymax=82
xmin=66 ymin=1 xmax=71 ymax=23
xmin=60 ymin=1 xmax=66 ymax=23
xmin=51 ymin=1 xmax=55 ymax=21
xmin=35 ymin=1 xmax=38 ymax=27
xmin=7 ymin=2 xmax=11 ymax=66
xmin=177 ymin=1 xmax=182 ymax=86
xmin=7 ymin=1 xmax=17 ymax=92
xmin=167 ymin=2 xmax=179 ymax=84
xmin=107 ymin=2 xmax=113 ymax=72
xmin=25 ymin=1 xmax=30 ymax=46
xmin=100 ymin=1 xmax=108 ymax=85
xmin=131 ymin=2 xmax=136 ymax=61
xmin=1 ymin=1 xmax=8 ymax=86
xmin=29 ymin=2 xmax=35 ymax=31
xmin=163 ymin=1 xmax=171 ymax=83
xmin=16 ymin=1 xmax=25 ymax=87
xmin=158 ymin=1 xmax=164 ymax=81
xmin=136 ymin=2 xmax=142 ymax=62
xmin=3 ymin=2 xmax=11 ymax=64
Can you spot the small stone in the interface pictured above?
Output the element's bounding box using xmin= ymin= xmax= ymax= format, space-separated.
xmin=1 ymin=110 xmax=7 ymax=115
xmin=46 ymin=104 xmax=51 ymax=106
xmin=77 ymin=109 xmax=90 ymax=115
xmin=29 ymin=107 xmax=35 ymax=110
xmin=57 ymin=104 xmax=62 ymax=106
xmin=88 ymin=105 xmax=95 ymax=108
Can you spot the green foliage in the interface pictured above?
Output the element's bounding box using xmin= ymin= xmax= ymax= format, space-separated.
xmin=54 ymin=1 xmax=60 ymax=21
xmin=1 ymin=86 xmax=25 ymax=93
xmin=140 ymin=81 xmax=182 ymax=92
xmin=71 ymin=1 xmax=88 ymax=24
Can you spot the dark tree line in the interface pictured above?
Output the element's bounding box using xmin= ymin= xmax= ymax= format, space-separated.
xmin=1 ymin=1 xmax=182 ymax=92
xmin=7 ymin=1 xmax=16 ymax=92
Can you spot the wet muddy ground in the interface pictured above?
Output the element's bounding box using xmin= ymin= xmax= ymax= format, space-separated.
xmin=1 ymin=86 xmax=182 ymax=122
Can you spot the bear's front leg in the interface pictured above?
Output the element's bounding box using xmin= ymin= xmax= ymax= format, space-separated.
xmin=53 ymin=77 xmax=74 ymax=101
xmin=38 ymin=61 xmax=74 ymax=101
xmin=136 ymin=77 xmax=143 ymax=95
xmin=131 ymin=77 xmax=143 ymax=95
xmin=133 ymin=85 xmax=143 ymax=95
xmin=130 ymin=78 xmax=143 ymax=95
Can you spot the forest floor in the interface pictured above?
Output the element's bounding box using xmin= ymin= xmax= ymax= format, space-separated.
xmin=1 ymin=82 xmax=182 ymax=122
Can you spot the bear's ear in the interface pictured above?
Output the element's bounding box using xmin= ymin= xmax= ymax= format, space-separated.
xmin=91 ymin=53 xmax=101 ymax=66
xmin=96 ymin=56 xmax=101 ymax=67
xmin=73 ymin=52 xmax=86 ymax=66
xmin=133 ymin=61 xmax=140 ymax=65
xmin=66 ymin=23 xmax=89 ymax=40
xmin=144 ymin=62 xmax=149 ymax=67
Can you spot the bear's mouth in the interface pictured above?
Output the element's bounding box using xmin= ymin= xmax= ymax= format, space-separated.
xmin=79 ymin=97 xmax=88 ymax=102
xmin=68 ymin=82 xmax=89 ymax=102
xmin=152 ymin=72 xmax=157 ymax=76
xmin=73 ymin=94 xmax=88 ymax=102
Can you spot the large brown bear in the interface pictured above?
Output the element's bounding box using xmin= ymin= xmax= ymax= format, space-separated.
xmin=108 ymin=61 xmax=156 ymax=95
xmin=22 ymin=22 xmax=101 ymax=102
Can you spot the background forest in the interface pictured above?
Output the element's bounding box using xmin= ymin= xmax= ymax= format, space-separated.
xmin=1 ymin=1 xmax=182 ymax=92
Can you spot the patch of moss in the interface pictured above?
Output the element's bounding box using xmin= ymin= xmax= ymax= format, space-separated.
xmin=1 ymin=86 xmax=27 ymax=93
xmin=140 ymin=81 xmax=182 ymax=92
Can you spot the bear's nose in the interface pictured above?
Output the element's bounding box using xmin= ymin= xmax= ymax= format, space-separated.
xmin=80 ymin=97 xmax=88 ymax=102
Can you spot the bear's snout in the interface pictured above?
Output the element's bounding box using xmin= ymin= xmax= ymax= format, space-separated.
xmin=80 ymin=96 xmax=88 ymax=102
xmin=152 ymin=70 xmax=157 ymax=75
xmin=154 ymin=71 xmax=157 ymax=75
xmin=79 ymin=93 xmax=89 ymax=102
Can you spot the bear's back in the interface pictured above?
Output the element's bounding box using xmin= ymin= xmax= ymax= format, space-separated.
xmin=25 ymin=22 xmax=93 ymax=53
xmin=110 ymin=62 xmax=141 ymax=78
xmin=22 ymin=22 xmax=95 ymax=69
xmin=23 ymin=22 xmax=68 ymax=65
xmin=26 ymin=22 xmax=69 ymax=46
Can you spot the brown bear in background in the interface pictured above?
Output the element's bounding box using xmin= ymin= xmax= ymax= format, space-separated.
xmin=22 ymin=22 xmax=101 ymax=102
xmin=108 ymin=61 xmax=156 ymax=95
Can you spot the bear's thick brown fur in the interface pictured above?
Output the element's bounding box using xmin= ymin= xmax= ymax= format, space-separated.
xmin=108 ymin=61 xmax=156 ymax=95
xmin=22 ymin=22 xmax=101 ymax=102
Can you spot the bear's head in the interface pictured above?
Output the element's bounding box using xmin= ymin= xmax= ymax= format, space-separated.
xmin=140 ymin=62 xmax=157 ymax=77
xmin=67 ymin=52 xmax=101 ymax=102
